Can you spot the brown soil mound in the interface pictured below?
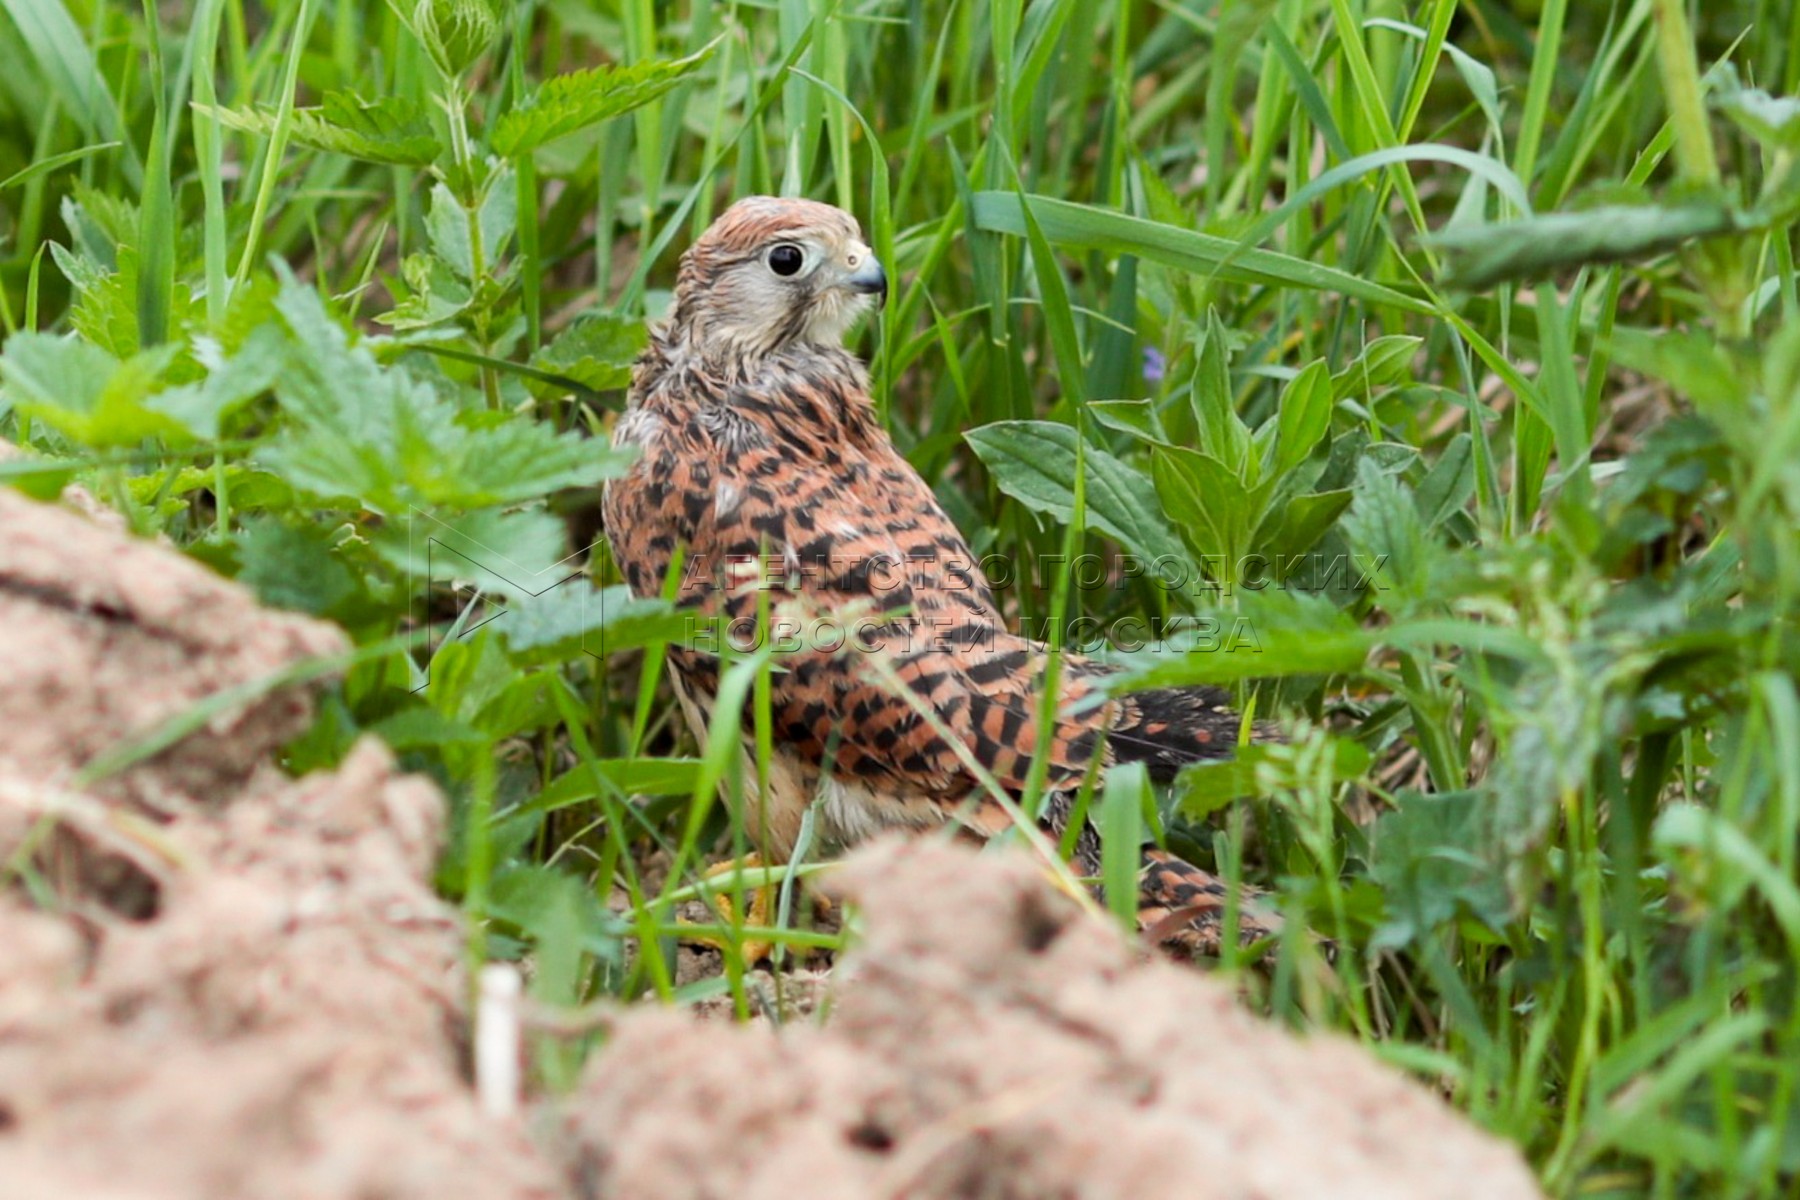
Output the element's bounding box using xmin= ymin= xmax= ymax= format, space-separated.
xmin=0 ymin=483 xmax=1543 ymax=1200
xmin=0 ymin=485 xmax=341 ymax=819
xmin=0 ymin=488 xmax=560 ymax=1199
xmin=564 ymin=839 xmax=1543 ymax=1200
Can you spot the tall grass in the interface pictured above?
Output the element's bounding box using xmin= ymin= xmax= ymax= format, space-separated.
xmin=3 ymin=0 xmax=1800 ymax=1193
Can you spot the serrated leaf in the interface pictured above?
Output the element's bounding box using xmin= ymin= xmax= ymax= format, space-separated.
xmin=393 ymin=0 xmax=505 ymax=79
xmin=1370 ymin=790 xmax=1510 ymax=948
xmin=146 ymin=325 xmax=285 ymax=437
xmin=1341 ymin=457 xmax=1428 ymax=599
xmin=51 ymin=239 xmax=144 ymax=358
xmin=373 ymin=505 xmax=572 ymax=590
xmin=496 ymin=582 xmax=690 ymax=664
xmin=377 ymin=253 xmax=473 ymax=330
xmin=64 ymin=183 xmax=137 ymax=262
xmin=479 ymin=166 xmax=516 ymax=265
xmin=0 ymin=331 xmax=188 ymax=447
xmin=200 ymin=92 xmax=442 ymax=166
xmin=234 ymin=516 xmax=361 ymax=617
xmin=262 ymin=276 xmax=634 ymax=511
xmin=419 ymin=167 xmax=514 ymax=281
xmin=965 ymin=419 xmax=1192 ymax=576
xmin=491 ymin=42 xmax=718 ymax=158
xmin=486 ymin=863 xmax=622 ymax=993
xmin=527 ymin=313 xmax=646 ymax=396
xmin=426 ymin=183 xmax=475 ymax=280
xmin=1710 ymin=64 xmax=1800 ymax=152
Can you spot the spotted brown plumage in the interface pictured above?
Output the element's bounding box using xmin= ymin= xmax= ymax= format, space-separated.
xmin=602 ymin=195 xmax=1280 ymax=955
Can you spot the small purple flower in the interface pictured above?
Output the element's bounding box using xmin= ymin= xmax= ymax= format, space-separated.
xmin=1142 ymin=345 xmax=1166 ymax=385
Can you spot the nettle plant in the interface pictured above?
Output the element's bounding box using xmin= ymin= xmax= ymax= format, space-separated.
xmin=0 ymin=1 xmax=719 ymax=1000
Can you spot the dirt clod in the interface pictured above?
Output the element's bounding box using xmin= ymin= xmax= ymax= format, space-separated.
xmin=0 ymin=490 xmax=560 ymax=1200
xmin=565 ymin=838 xmax=1544 ymax=1200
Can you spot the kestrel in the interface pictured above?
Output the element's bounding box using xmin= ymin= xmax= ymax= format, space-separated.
xmin=602 ymin=195 xmax=1280 ymax=956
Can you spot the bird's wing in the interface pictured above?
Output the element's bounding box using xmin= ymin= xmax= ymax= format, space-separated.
xmin=667 ymin=420 xmax=1237 ymax=809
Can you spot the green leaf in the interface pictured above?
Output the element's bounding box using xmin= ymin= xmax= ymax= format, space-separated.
xmin=1099 ymin=761 xmax=1147 ymax=932
xmin=234 ymin=516 xmax=361 ymax=617
xmin=1332 ymin=336 xmax=1422 ymax=402
xmin=64 ymin=182 xmax=137 ymax=263
xmin=1179 ymin=738 xmax=1371 ymax=817
xmin=497 ymin=583 xmax=691 ymax=664
xmin=201 ymin=91 xmax=442 ymax=166
xmin=1251 ymin=487 xmax=1353 ymax=561
xmin=51 ymin=239 xmax=148 ymax=359
xmin=478 ymin=166 xmax=517 ymax=268
xmin=0 ymin=0 xmax=128 ymax=152
xmin=970 ymin=192 xmax=1433 ymax=314
xmin=263 ymin=276 xmax=634 ymax=511
xmin=1128 ymin=589 xmax=1373 ymax=688
xmin=370 ymin=706 xmax=485 ymax=750
xmin=1015 ymin=180 xmax=1086 ymax=407
xmin=1151 ymin=445 xmax=1266 ymax=587
xmin=371 ymin=505 xmax=572 ymax=590
xmin=1414 ymin=434 xmax=1475 ymax=530
xmin=1190 ymin=312 xmax=1251 ymax=478
xmin=1655 ymin=803 xmax=1800 ymax=945
xmin=965 ymin=420 xmax=1192 ymax=575
xmin=1370 ymin=790 xmax=1510 ymax=948
xmin=426 ymin=183 xmax=476 ymax=280
xmin=377 ymin=253 xmax=473 ymax=330
xmin=1606 ymin=327 xmax=1746 ymax=417
xmin=146 ymin=324 xmax=286 ymax=437
xmin=0 ymin=141 xmax=121 ymax=191
xmin=491 ymin=42 xmax=719 ymax=158
xmin=527 ymin=313 xmax=647 ymax=397
xmin=1086 ymin=399 xmax=1167 ymax=443
xmin=0 ymin=454 xmax=78 ymax=500
xmin=0 ymin=331 xmax=187 ymax=447
xmin=1271 ymin=362 xmax=1333 ymax=480
xmin=1718 ymin=86 xmax=1800 ymax=150
xmin=1176 ymin=750 xmax=1266 ymax=819
xmin=486 ymin=864 xmax=621 ymax=995
xmin=415 ymin=168 xmax=515 ymax=281
xmin=1710 ymin=63 xmax=1800 ymax=151
xmin=519 ymin=757 xmax=708 ymax=815
xmin=393 ymin=0 xmax=505 ymax=79
xmin=1341 ymin=457 xmax=1429 ymax=599
xmin=1432 ymin=201 xmax=1740 ymax=291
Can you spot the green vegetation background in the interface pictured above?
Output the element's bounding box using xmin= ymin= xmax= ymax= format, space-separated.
xmin=3 ymin=0 xmax=1800 ymax=1194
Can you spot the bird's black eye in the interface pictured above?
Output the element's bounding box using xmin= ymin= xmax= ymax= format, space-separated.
xmin=767 ymin=243 xmax=805 ymax=277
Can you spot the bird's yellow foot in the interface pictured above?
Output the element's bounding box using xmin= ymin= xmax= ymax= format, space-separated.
xmin=683 ymin=855 xmax=832 ymax=965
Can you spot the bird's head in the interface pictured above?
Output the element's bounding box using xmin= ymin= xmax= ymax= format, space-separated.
xmin=666 ymin=196 xmax=887 ymax=363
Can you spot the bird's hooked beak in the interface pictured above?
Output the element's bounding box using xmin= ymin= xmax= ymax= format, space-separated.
xmin=843 ymin=248 xmax=888 ymax=306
